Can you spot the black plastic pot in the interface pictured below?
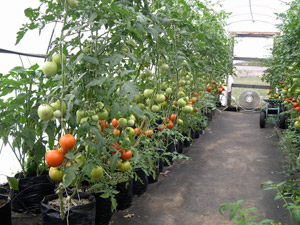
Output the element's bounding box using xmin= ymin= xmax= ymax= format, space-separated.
xmin=115 ymin=179 xmax=133 ymax=210
xmin=164 ymin=141 xmax=175 ymax=166
xmin=194 ymin=123 xmax=201 ymax=139
xmin=41 ymin=192 xmax=96 ymax=225
xmin=0 ymin=194 xmax=11 ymax=225
xmin=94 ymin=194 xmax=113 ymax=225
xmin=147 ymin=161 xmax=160 ymax=184
xmin=158 ymin=150 xmax=164 ymax=173
xmin=11 ymin=172 xmax=55 ymax=213
xmin=190 ymin=128 xmax=196 ymax=139
xmin=176 ymin=141 xmax=183 ymax=153
xmin=133 ymin=169 xmax=148 ymax=196
xmin=182 ymin=133 xmax=191 ymax=148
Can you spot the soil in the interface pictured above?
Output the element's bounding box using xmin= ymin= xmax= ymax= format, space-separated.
xmin=48 ymin=195 xmax=91 ymax=211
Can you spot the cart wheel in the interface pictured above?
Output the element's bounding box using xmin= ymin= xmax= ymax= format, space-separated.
xmin=260 ymin=111 xmax=266 ymax=128
xmin=277 ymin=113 xmax=286 ymax=129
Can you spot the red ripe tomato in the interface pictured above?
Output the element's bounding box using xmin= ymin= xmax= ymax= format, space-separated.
xmin=59 ymin=134 xmax=76 ymax=153
xmin=206 ymin=86 xmax=212 ymax=92
xmin=194 ymin=107 xmax=199 ymax=112
xmin=167 ymin=122 xmax=174 ymax=129
xmin=188 ymin=101 xmax=193 ymax=105
xmin=134 ymin=128 xmax=143 ymax=136
xmin=121 ymin=150 xmax=133 ymax=160
xmin=46 ymin=150 xmax=65 ymax=167
xmin=165 ymin=95 xmax=168 ymax=101
xmin=294 ymin=102 xmax=299 ymax=108
xmin=193 ymin=92 xmax=198 ymax=97
xmin=158 ymin=126 xmax=164 ymax=131
xmin=292 ymin=98 xmax=297 ymax=102
xmin=170 ymin=114 xmax=176 ymax=122
xmin=99 ymin=120 xmax=109 ymax=132
xmin=298 ymin=116 xmax=300 ymax=123
xmin=295 ymin=107 xmax=300 ymax=112
xmin=112 ymin=118 xmax=119 ymax=128
xmin=173 ymin=101 xmax=177 ymax=106
xmin=212 ymin=80 xmax=216 ymax=84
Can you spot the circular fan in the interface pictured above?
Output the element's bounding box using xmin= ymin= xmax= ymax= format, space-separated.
xmin=238 ymin=89 xmax=261 ymax=109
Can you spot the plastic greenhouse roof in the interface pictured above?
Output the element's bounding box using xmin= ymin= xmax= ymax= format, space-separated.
xmin=211 ymin=0 xmax=292 ymax=32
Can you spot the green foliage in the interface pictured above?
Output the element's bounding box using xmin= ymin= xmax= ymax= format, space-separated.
xmin=219 ymin=200 xmax=275 ymax=225
xmin=7 ymin=0 xmax=233 ymax=216
xmin=0 ymin=65 xmax=53 ymax=176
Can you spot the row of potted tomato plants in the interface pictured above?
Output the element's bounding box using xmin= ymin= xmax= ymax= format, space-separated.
xmin=262 ymin=1 xmax=300 ymax=223
xmin=0 ymin=0 xmax=233 ymax=224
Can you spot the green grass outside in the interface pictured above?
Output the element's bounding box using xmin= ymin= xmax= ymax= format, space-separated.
xmin=231 ymin=77 xmax=270 ymax=107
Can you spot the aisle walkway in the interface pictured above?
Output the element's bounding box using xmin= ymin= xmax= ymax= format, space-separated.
xmin=111 ymin=111 xmax=290 ymax=225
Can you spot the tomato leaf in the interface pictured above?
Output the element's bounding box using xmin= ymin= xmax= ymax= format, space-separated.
xmin=100 ymin=192 xmax=110 ymax=198
xmin=86 ymin=77 xmax=106 ymax=88
xmin=7 ymin=176 xmax=18 ymax=191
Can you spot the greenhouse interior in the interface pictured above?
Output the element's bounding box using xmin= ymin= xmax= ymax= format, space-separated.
xmin=2 ymin=0 xmax=300 ymax=224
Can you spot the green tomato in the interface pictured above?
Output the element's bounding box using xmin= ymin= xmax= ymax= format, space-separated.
xmin=177 ymin=98 xmax=187 ymax=107
xmin=182 ymin=60 xmax=187 ymax=67
xmin=49 ymin=167 xmax=63 ymax=181
xmin=120 ymin=161 xmax=131 ymax=172
xmin=155 ymin=94 xmax=166 ymax=104
xmin=91 ymin=166 xmax=104 ymax=179
xmin=96 ymin=101 xmax=104 ymax=109
xmin=80 ymin=117 xmax=89 ymax=124
xmin=151 ymin=104 xmax=161 ymax=112
xmin=52 ymin=53 xmax=67 ymax=66
xmin=38 ymin=104 xmax=53 ymax=121
xmin=182 ymin=105 xmax=193 ymax=113
xmin=92 ymin=114 xmax=99 ymax=122
xmin=165 ymin=87 xmax=172 ymax=95
xmin=179 ymin=79 xmax=186 ymax=86
xmin=144 ymin=89 xmax=154 ymax=98
xmin=126 ymin=127 xmax=135 ymax=136
xmin=51 ymin=100 xmax=66 ymax=114
xmin=160 ymin=64 xmax=169 ymax=71
xmin=129 ymin=114 xmax=136 ymax=121
xmin=42 ymin=61 xmax=58 ymax=77
xmin=133 ymin=95 xmax=141 ymax=103
xmin=138 ymin=103 xmax=145 ymax=110
xmin=160 ymin=101 xmax=168 ymax=108
xmin=76 ymin=110 xmax=85 ymax=119
xmin=127 ymin=119 xmax=135 ymax=127
xmin=177 ymin=119 xmax=183 ymax=125
xmin=98 ymin=109 xmax=109 ymax=120
xmin=145 ymin=69 xmax=152 ymax=77
xmin=295 ymin=121 xmax=300 ymax=130
xmin=67 ymin=0 xmax=78 ymax=8
xmin=118 ymin=118 xmax=128 ymax=128
xmin=177 ymin=91 xmax=185 ymax=98
xmin=53 ymin=110 xmax=62 ymax=118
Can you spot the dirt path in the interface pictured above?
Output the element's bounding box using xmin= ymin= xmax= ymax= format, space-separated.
xmin=110 ymin=111 xmax=290 ymax=225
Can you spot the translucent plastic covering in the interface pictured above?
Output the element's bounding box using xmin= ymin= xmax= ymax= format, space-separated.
xmin=212 ymin=0 xmax=292 ymax=32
